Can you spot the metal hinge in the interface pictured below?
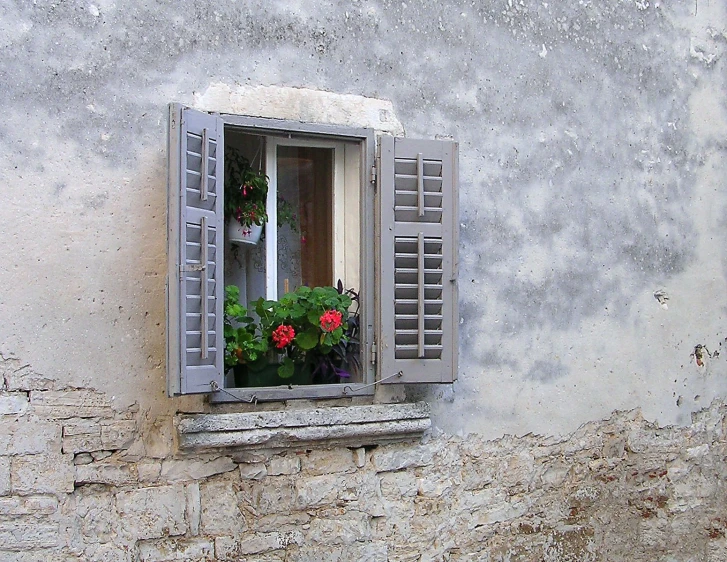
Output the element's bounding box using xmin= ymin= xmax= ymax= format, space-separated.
xmin=371 ymin=340 xmax=377 ymax=365
xmin=370 ymin=164 xmax=377 ymax=185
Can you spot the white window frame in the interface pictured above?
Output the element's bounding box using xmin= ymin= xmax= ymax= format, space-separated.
xmin=263 ymin=136 xmax=349 ymax=300
xmin=213 ymin=114 xmax=377 ymax=402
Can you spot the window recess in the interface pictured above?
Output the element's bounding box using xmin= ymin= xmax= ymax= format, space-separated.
xmin=167 ymin=104 xmax=459 ymax=401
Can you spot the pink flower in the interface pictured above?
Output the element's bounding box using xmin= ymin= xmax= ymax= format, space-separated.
xmin=272 ymin=325 xmax=295 ymax=349
xmin=320 ymin=310 xmax=342 ymax=333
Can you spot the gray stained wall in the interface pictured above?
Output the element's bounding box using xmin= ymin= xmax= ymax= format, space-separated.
xmin=0 ymin=1 xmax=726 ymax=559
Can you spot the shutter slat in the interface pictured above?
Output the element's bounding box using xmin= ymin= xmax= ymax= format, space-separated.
xmin=378 ymin=136 xmax=458 ymax=384
xmin=167 ymin=104 xmax=225 ymax=396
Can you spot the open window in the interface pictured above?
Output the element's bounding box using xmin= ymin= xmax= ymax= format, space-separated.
xmin=167 ymin=104 xmax=458 ymax=402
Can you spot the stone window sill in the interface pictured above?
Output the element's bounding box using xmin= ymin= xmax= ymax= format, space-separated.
xmin=176 ymin=402 xmax=430 ymax=451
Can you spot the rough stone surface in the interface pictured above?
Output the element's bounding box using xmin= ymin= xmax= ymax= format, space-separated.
xmin=0 ymin=393 xmax=29 ymax=415
xmin=137 ymin=537 xmax=214 ymax=561
xmin=0 ymin=396 xmax=726 ymax=559
xmin=0 ymin=1 xmax=726 ymax=560
xmin=160 ymin=456 xmax=236 ymax=482
xmin=0 ymin=457 xmax=9 ymax=496
xmin=267 ymin=455 xmax=301 ymax=476
xmin=115 ymin=486 xmax=187 ymax=540
xmin=11 ymin=454 xmax=74 ymax=496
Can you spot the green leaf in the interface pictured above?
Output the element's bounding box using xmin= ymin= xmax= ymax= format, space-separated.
xmin=295 ymin=328 xmax=319 ymax=350
xmin=307 ymin=311 xmax=321 ymax=326
xmin=278 ymin=358 xmax=295 ymax=379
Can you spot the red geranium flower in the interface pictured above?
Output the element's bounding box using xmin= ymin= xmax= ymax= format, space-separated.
xmin=272 ymin=325 xmax=295 ymax=349
xmin=320 ymin=310 xmax=342 ymax=333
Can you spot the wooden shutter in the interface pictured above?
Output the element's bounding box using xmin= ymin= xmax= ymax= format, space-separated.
xmin=167 ymin=104 xmax=225 ymax=395
xmin=378 ymin=136 xmax=458 ymax=384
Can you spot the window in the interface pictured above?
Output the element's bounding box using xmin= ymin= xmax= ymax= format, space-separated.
xmin=167 ymin=104 xmax=458 ymax=402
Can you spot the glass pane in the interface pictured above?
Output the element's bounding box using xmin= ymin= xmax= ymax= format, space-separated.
xmin=276 ymin=146 xmax=334 ymax=295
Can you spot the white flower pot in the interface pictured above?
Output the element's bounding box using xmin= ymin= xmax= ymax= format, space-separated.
xmin=227 ymin=220 xmax=263 ymax=246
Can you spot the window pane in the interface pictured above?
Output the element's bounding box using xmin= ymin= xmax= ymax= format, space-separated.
xmin=276 ymin=146 xmax=333 ymax=294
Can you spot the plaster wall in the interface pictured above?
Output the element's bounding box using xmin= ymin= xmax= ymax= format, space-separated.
xmin=1 ymin=0 xmax=727 ymax=559
xmin=1 ymin=0 xmax=725 ymax=438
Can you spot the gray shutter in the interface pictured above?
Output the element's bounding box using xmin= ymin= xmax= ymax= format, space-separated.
xmin=167 ymin=104 xmax=225 ymax=395
xmin=378 ymin=136 xmax=458 ymax=384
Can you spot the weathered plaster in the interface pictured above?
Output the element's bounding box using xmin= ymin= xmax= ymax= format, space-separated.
xmin=0 ymin=1 xmax=726 ymax=443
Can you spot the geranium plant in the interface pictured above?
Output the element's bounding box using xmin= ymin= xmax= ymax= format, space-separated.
xmin=255 ymin=285 xmax=353 ymax=380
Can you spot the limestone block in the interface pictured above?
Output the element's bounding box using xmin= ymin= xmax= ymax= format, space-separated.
xmin=380 ymin=471 xmax=418 ymax=499
xmin=267 ymin=455 xmax=301 ymax=476
xmin=62 ymin=420 xmax=102 ymax=454
xmin=0 ymin=521 xmax=59 ymax=550
xmin=0 ymin=457 xmax=9 ymax=496
xmin=240 ymin=477 xmax=296 ymax=516
xmin=73 ymin=453 xmax=93 ymax=465
xmin=417 ymin=471 xmax=454 ymax=498
xmin=137 ymin=460 xmax=162 ymax=482
xmin=0 ymin=392 xmax=29 ymax=415
xmin=372 ymin=445 xmax=434 ymax=472
xmin=75 ymin=462 xmax=137 ymax=486
xmin=461 ymin=459 xmax=497 ymax=491
xmin=294 ymin=473 xmax=341 ymax=508
xmin=0 ymin=420 xmax=60 ymax=455
xmin=353 ymin=447 xmax=366 ymax=468
xmin=186 ymin=482 xmax=201 ymax=536
xmin=116 ymin=486 xmax=187 ymax=540
xmin=100 ymin=420 xmax=136 ymax=450
xmin=63 ymin=419 xmax=136 ymax=454
xmin=214 ymin=536 xmax=286 ymax=562
xmin=0 ymin=552 xmax=76 ymax=562
xmin=200 ymin=481 xmax=247 ymax=535
xmin=626 ymin=426 xmax=683 ymax=454
xmin=293 ymin=542 xmax=388 ymax=562
xmin=308 ymin=512 xmax=372 ymax=545
xmin=11 ymin=454 xmax=74 ymax=495
xmin=251 ymin=512 xmax=311 ymax=533
xmin=160 ymin=456 xmax=236 ymax=482
xmin=302 ymin=448 xmax=356 ymax=475
xmin=73 ymin=488 xmax=117 ymax=543
xmin=0 ymin=495 xmax=58 ymax=516
xmin=137 ymin=537 xmax=214 ymax=561
xmin=215 ymin=531 xmax=303 ymax=558
xmin=239 ymin=462 xmax=267 ymax=480
xmin=83 ymin=543 xmax=134 ymax=562
xmin=30 ymin=389 xmax=113 ymax=419
xmin=91 ymin=450 xmax=112 ymax=461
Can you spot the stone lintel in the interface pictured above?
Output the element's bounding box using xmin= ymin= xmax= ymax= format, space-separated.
xmin=177 ymin=403 xmax=430 ymax=451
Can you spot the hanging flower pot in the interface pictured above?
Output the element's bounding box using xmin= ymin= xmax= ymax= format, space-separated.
xmin=227 ymin=220 xmax=263 ymax=246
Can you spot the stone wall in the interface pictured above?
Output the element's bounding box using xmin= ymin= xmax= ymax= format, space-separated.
xmin=3 ymin=358 xmax=727 ymax=561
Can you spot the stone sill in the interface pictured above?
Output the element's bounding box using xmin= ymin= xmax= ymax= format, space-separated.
xmin=176 ymin=402 xmax=430 ymax=451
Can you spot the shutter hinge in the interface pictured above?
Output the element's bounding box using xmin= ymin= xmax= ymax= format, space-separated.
xmin=370 ymin=164 xmax=377 ymax=185
xmin=180 ymin=264 xmax=206 ymax=272
xmin=371 ymin=340 xmax=377 ymax=365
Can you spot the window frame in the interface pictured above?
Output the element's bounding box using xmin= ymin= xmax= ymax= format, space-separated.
xmin=211 ymin=114 xmax=377 ymax=403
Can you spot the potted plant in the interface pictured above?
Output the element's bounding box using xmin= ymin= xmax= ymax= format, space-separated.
xmin=255 ymin=285 xmax=354 ymax=383
xmin=223 ymin=283 xmax=359 ymax=388
xmin=224 ymin=146 xmax=269 ymax=245
xmin=224 ymin=146 xmax=299 ymax=245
